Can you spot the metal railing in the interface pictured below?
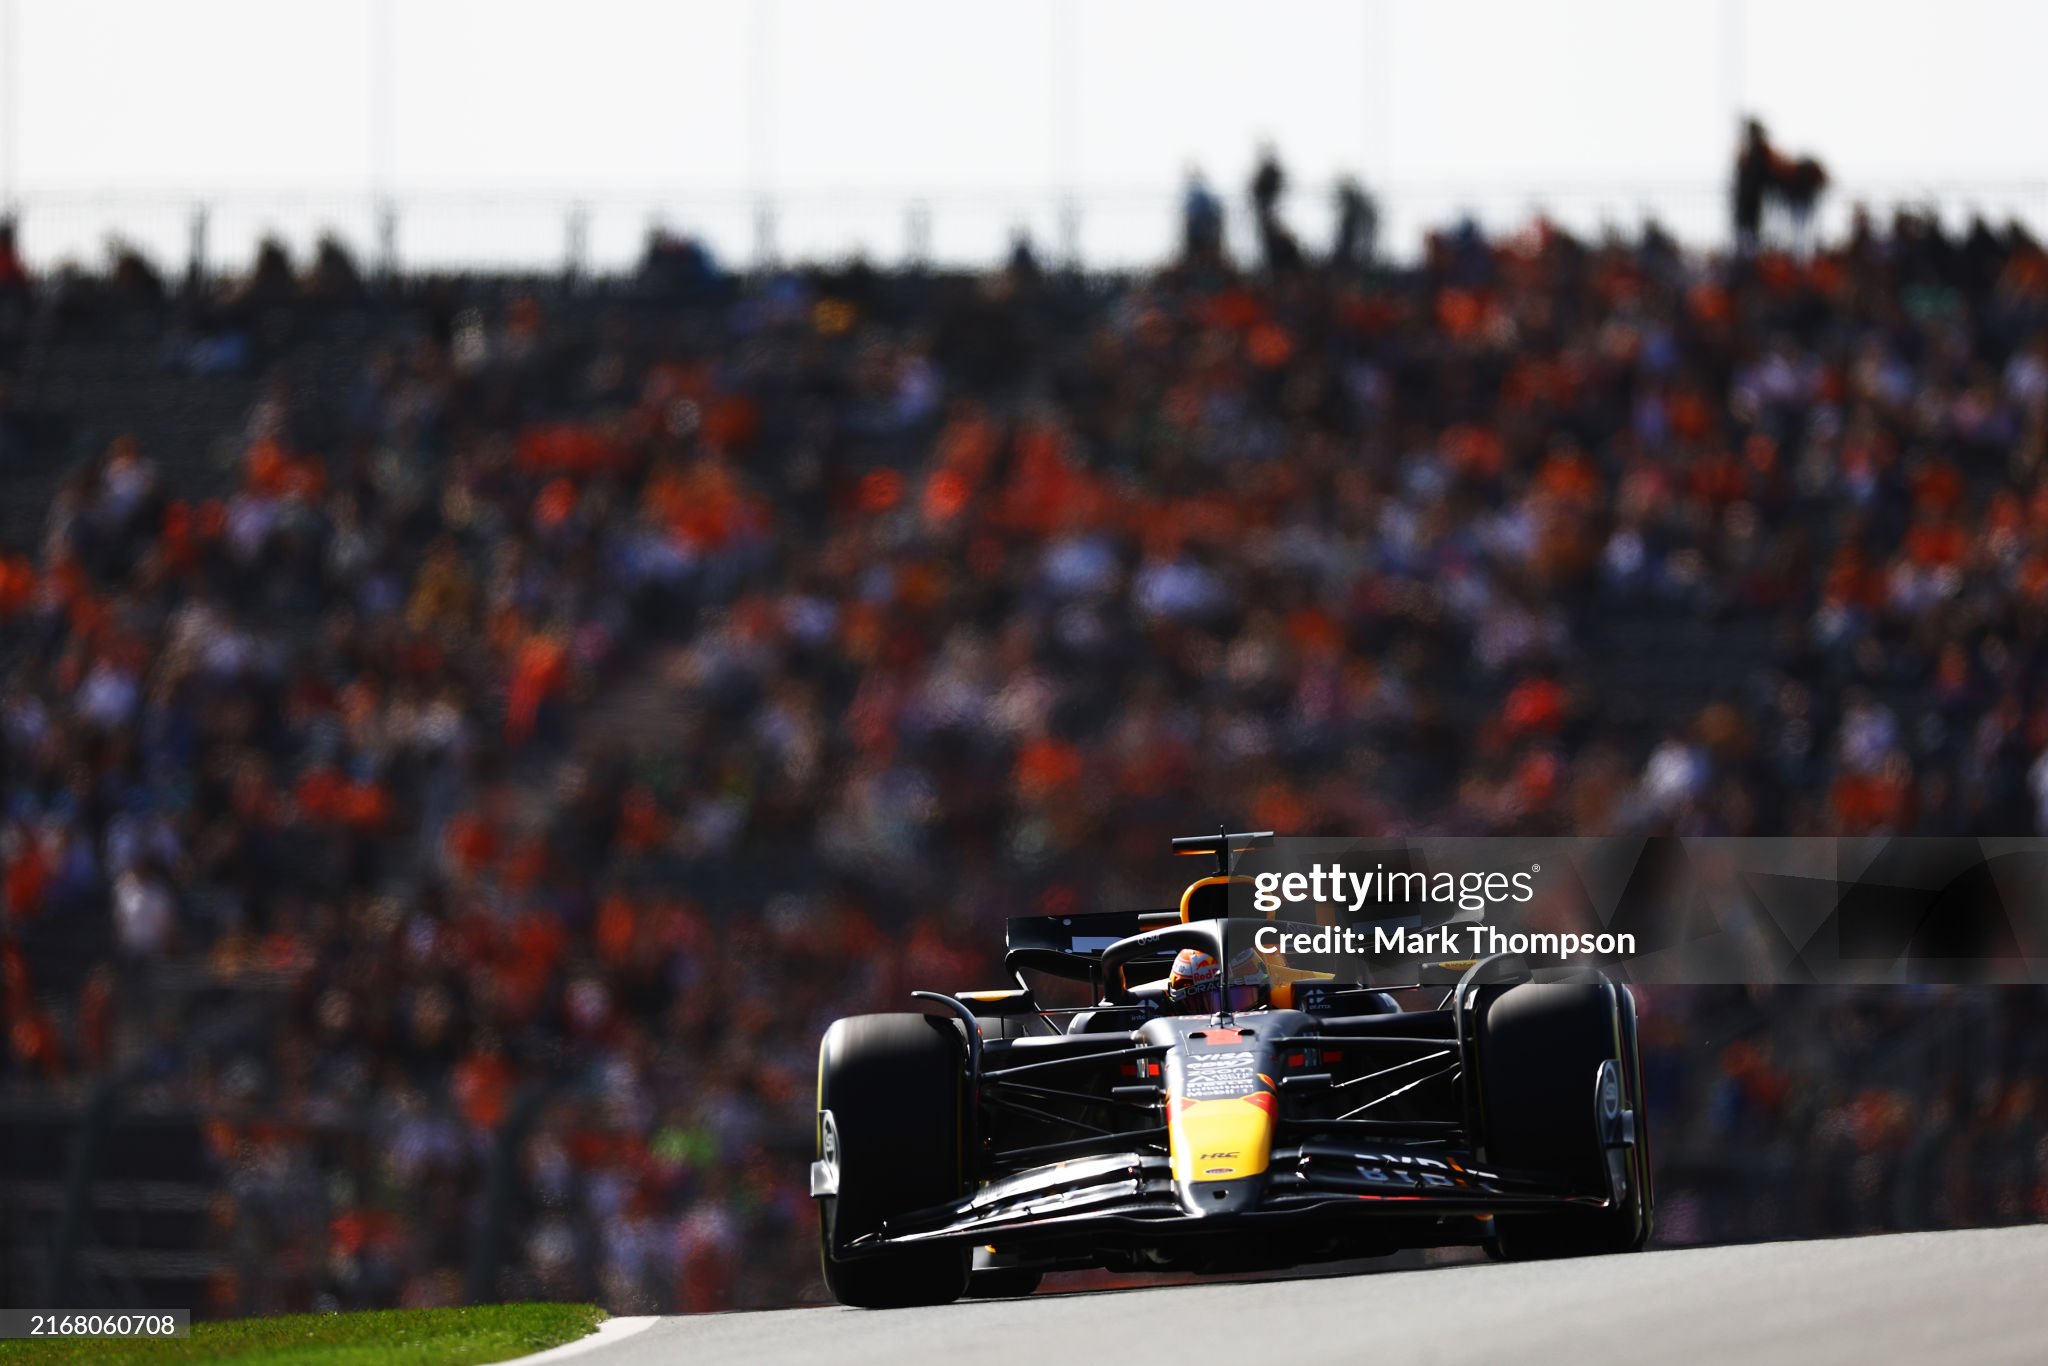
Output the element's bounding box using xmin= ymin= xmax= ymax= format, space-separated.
xmin=10 ymin=178 xmax=2048 ymax=278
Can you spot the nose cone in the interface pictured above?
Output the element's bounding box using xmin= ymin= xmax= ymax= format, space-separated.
xmin=1151 ymin=1013 xmax=1295 ymax=1219
xmin=1166 ymin=1089 xmax=1276 ymax=1215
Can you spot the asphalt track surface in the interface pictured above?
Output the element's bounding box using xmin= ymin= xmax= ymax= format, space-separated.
xmin=555 ymin=1225 xmax=2048 ymax=1366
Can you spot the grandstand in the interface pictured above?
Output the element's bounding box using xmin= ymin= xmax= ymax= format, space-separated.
xmin=3 ymin=173 xmax=2048 ymax=1313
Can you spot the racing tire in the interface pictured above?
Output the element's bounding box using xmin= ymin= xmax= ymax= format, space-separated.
xmin=817 ymin=1013 xmax=974 ymax=1307
xmin=964 ymin=1268 xmax=1044 ymax=1298
xmin=1476 ymin=982 xmax=1653 ymax=1261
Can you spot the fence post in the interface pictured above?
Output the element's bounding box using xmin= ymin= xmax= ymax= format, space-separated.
xmin=186 ymin=204 xmax=208 ymax=290
xmin=565 ymin=202 xmax=588 ymax=283
xmin=376 ymin=198 xmax=398 ymax=280
xmin=752 ymin=200 xmax=777 ymax=273
xmin=45 ymin=1078 xmax=119 ymax=1305
xmin=906 ymin=199 xmax=931 ymax=269
xmin=464 ymin=1080 xmax=553 ymax=1305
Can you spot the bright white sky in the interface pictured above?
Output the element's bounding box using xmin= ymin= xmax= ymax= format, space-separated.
xmin=8 ymin=0 xmax=2048 ymax=269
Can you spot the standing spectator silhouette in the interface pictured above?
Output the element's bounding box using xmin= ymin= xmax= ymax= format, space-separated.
xmin=1779 ymin=154 xmax=1829 ymax=255
xmin=1734 ymin=118 xmax=1829 ymax=255
xmin=0 ymin=220 xmax=28 ymax=303
xmin=1181 ymin=168 xmax=1224 ymax=265
xmin=1332 ymin=176 xmax=1380 ymax=271
xmin=1249 ymin=144 xmax=1302 ymax=272
xmin=1734 ymin=119 xmax=1773 ymax=251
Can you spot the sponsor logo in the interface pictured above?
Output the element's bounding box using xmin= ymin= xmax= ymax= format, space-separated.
xmin=1181 ymin=1050 xmax=1261 ymax=1099
xmin=1344 ymin=1150 xmax=1486 ymax=1191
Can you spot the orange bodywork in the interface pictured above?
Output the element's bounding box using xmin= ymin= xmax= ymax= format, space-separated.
xmin=1167 ymin=1089 xmax=1276 ymax=1182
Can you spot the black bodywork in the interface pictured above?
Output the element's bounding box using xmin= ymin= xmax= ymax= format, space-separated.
xmin=813 ymin=902 xmax=1648 ymax=1276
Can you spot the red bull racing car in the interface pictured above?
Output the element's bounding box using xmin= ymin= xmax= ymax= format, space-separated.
xmin=812 ymin=832 xmax=1653 ymax=1307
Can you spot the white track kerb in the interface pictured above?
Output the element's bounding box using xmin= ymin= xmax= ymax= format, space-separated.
xmin=498 ymin=1315 xmax=659 ymax=1364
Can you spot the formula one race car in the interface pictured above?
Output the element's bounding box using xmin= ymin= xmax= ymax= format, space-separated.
xmin=811 ymin=832 xmax=1653 ymax=1308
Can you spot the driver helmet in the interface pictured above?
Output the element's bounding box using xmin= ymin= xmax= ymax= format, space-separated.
xmin=1164 ymin=947 xmax=1271 ymax=1015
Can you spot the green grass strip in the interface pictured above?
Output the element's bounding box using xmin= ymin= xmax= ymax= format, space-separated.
xmin=0 ymin=1303 xmax=608 ymax=1366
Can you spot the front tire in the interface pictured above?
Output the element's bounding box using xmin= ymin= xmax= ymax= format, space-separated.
xmin=817 ymin=1013 xmax=973 ymax=1307
xmin=964 ymin=1268 xmax=1043 ymax=1298
xmin=1477 ymin=982 xmax=1652 ymax=1260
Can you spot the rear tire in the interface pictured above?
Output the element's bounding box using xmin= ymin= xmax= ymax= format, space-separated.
xmin=817 ymin=1013 xmax=973 ymax=1307
xmin=1477 ymin=982 xmax=1652 ymax=1260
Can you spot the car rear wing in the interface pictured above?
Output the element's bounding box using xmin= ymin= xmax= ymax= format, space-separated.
xmin=1003 ymin=832 xmax=1276 ymax=984
xmin=1002 ymin=909 xmax=1180 ymax=984
xmin=1169 ymin=828 xmax=1274 ymax=875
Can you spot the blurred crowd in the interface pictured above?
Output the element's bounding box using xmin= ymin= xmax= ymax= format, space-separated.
xmin=1640 ymin=985 xmax=2048 ymax=1244
xmin=3 ymin=165 xmax=2048 ymax=1312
